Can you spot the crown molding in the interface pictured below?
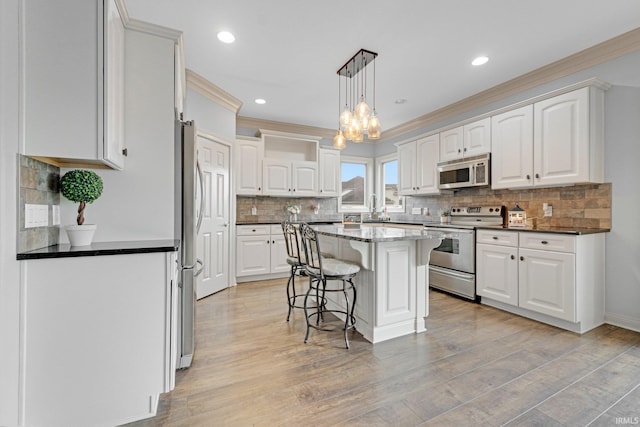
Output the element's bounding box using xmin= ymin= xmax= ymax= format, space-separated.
xmin=237 ymin=116 xmax=336 ymax=139
xmin=186 ymin=69 xmax=243 ymax=114
xmin=124 ymin=18 xmax=183 ymax=41
xmin=382 ymin=27 xmax=640 ymax=141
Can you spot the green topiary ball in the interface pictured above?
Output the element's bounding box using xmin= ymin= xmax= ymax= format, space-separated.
xmin=60 ymin=170 xmax=103 ymax=204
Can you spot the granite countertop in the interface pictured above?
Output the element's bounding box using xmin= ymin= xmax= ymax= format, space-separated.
xmin=474 ymin=225 xmax=610 ymax=235
xmin=312 ymin=224 xmax=452 ymax=243
xmin=17 ymin=239 xmax=180 ymax=260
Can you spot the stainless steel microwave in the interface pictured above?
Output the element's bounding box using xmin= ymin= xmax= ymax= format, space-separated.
xmin=437 ymin=153 xmax=490 ymax=190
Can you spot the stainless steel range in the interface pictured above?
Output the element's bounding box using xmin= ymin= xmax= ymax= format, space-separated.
xmin=424 ymin=206 xmax=505 ymax=300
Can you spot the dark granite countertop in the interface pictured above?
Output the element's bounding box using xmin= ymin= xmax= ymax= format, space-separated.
xmin=17 ymin=239 xmax=180 ymax=260
xmin=475 ymin=225 xmax=610 ymax=235
xmin=236 ymin=220 xmax=341 ymax=226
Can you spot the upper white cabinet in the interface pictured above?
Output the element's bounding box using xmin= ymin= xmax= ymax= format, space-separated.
xmin=23 ymin=0 xmax=126 ymax=169
xmin=262 ymin=159 xmax=318 ymax=196
xmin=439 ymin=118 xmax=491 ymax=162
xmin=235 ymin=137 xmax=264 ymax=195
xmin=492 ymin=87 xmax=604 ymax=189
xmin=318 ymin=147 xmax=341 ymax=197
xmin=398 ymin=134 xmax=440 ymax=196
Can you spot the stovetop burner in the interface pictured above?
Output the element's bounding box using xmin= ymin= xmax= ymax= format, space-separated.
xmin=425 ymin=205 xmax=506 ymax=229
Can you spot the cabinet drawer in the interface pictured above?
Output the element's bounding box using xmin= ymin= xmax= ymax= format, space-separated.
xmin=519 ymin=232 xmax=575 ymax=253
xmin=236 ymin=225 xmax=271 ymax=236
xmin=476 ymin=229 xmax=518 ymax=246
xmin=270 ymin=224 xmax=285 ymax=235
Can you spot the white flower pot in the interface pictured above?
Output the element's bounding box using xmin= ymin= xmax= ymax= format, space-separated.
xmin=440 ymin=216 xmax=450 ymax=224
xmin=65 ymin=224 xmax=97 ymax=246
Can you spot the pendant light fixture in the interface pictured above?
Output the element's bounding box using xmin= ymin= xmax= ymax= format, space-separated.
xmin=333 ymin=49 xmax=381 ymax=149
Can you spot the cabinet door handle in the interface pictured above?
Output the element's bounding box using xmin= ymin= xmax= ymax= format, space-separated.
xmin=510 ymin=255 xmax=515 ymax=260
xmin=293 ymin=188 xmax=296 ymax=192
xmin=535 ymin=173 xmax=540 ymax=179
xmin=267 ymin=240 xmax=270 ymax=244
xmin=122 ymin=148 xmax=128 ymax=157
xmin=458 ymin=148 xmax=461 ymax=153
xmin=252 ymin=229 xmax=256 ymax=232
xmin=526 ymin=174 xmax=531 ymax=180
xmin=520 ymin=256 xmax=524 ymax=261
xmin=492 ymin=236 xmax=498 ymax=240
xmin=272 ymin=240 xmax=275 ymax=244
xmin=463 ymin=147 xmax=467 ymax=152
xmin=320 ymin=189 xmax=323 ymax=193
xmin=541 ymin=240 xmax=548 ymax=245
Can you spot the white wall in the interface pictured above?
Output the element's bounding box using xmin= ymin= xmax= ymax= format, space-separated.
xmin=184 ymin=88 xmax=236 ymax=142
xmin=59 ymin=30 xmax=176 ymax=242
xmin=603 ymin=86 xmax=640 ymax=330
xmin=0 ymin=0 xmax=21 ymax=424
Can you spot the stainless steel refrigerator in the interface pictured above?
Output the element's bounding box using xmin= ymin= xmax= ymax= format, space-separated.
xmin=175 ymin=119 xmax=204 ymax=369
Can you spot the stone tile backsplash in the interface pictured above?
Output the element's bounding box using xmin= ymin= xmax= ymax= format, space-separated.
xmin=237 ymin=182 xmax=612 ymax=229
xmin=18 ymin=155 xmax=60 ymax=252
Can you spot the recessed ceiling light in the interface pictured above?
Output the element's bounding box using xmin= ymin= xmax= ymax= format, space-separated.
xmin=254 ymin=98 xmax=266 ymax=105
xmin=472 ymin=56 xmax=489 ymax=66
xmin=217 ymin=31 xmax=235 ymax=44
xmin=395 ymin=98 xmax=407 ymax=105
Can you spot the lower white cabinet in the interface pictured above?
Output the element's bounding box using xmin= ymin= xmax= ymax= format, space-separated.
xmin=21 ymin=251 xmax=177 ymax=427
xmin=476 ymin=229 xmax=604 ymax=333
xmin=236 ymin=225 xmax=289 ymax=280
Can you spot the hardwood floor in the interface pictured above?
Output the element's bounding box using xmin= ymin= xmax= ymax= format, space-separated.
xmin=125 ymin=278 xmax=640 ymax=426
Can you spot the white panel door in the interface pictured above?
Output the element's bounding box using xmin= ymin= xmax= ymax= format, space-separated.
xmin=397 ymin=141 xmax=416 ymax=195
xmin=439 ymin=126 xmax=464 ymax=161
xmin=235 ymin=138 xmax=263 ymax=194
xmin=318 ymin=148 xmax=340 ymax=196
xmin=292 ymin=161 xmax=318 ymax=196
xmin=263 ymin=159 xmax=291 ymax=195
xmin=415 ymin=134 xmax=440 ymax=194
xmin=196 ymin=136 xmax=230 ymax=299
xmin=463 ymin=117 xmax=491 ymax=157
xmin=518 ymin=248 xmax=576 ymax=321
xmin=534 ymin=88 xmax=590 ymax=186
xmin=476 ymin=243 xmax=518 ymax=305
xmin=491 ymin=105 xmax=534 ymax=189
xmin=270 ymin=235 xmax=290 ymax=273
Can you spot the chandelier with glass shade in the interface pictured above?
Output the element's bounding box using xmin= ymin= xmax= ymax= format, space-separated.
xmin=333 ymin=49 xmax=381 ymax=150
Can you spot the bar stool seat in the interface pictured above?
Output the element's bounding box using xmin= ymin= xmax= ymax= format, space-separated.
xmin=299 ymin=223 xmax=360 ymax=349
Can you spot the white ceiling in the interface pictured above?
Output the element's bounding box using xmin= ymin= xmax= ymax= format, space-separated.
xmin=125 ymin=0 xmax=640 ymax=132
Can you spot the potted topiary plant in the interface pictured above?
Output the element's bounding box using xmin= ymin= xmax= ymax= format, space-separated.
xmin=60 ymin=169 xmax=103 ymax=246
xmin=438 ymin=208 xmax=451 ymax=224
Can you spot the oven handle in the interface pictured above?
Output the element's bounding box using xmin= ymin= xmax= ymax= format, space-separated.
xmin=429 ymin=265 xmax=475 ymax=280
xmin=424 ymin=226 xmax=474 ymax=235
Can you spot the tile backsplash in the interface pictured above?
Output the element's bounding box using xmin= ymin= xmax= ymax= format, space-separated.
xmin=237 ymin=182 xmax=612 ymax=229
xmin=18 ymin=155 xmax=60 ymax=252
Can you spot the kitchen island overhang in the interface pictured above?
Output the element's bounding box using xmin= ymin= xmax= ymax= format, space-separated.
xmin=312 ymin=224 xmax=450 ymax=344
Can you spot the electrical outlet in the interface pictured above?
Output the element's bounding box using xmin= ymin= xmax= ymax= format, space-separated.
xmin=422 ymin=207 xmax=430 ymax=216
xmin=543 ymin=203 xmax=553 ymax=217
xmin=411 ymin=207 xmax=421 ymax=215
xmin=251 ymin=206 xmax=257 ymax=215
xmin=25 ymin=204 xmax=48 ymax=228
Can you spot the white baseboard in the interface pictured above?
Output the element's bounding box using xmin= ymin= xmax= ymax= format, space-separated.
xmin=605 ymin=312 xmax=640 ymax=333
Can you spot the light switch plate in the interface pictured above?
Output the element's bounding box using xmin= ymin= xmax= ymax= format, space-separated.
xmin=52 ymin=205 xmax=60 ymax=225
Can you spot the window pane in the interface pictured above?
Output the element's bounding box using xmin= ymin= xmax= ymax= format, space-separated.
xmin=383 ymin=160 xmax=401 ymax=207
xmin=341 ymin=162 xmax=365 ymax=206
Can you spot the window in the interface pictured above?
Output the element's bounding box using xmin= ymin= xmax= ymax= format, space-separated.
xmin=339 ymin=156 xmax=373 ymax=213
xmin=376 ymin=153 xmax=404 ymax=213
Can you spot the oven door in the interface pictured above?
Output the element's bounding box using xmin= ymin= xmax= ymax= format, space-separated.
xmin=426 ymin=227 xmax=475 ymax=273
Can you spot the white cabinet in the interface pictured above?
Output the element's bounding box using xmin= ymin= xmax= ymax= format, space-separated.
xmin=263 ymin=160 xmax=318 ymax=196
xmin=477 ymin=241 xmax=519 ymax=306
xmin=397 ymin=134 xmax=440 ymax=196
xmin=318 ymin=147 xmax=341 ymax=197
xmin=235 ymin=137 xmax=264 ymax=195
xmin=236 ymin=225 xmax=289 ymax=280
xmin=21 ymin=251 xmax=177 ymax=426
xmin=492 ymin=87 xmax=604 ymax=189
xmin=439 ymin=118 xmax=491 ymax=161
xmin=476 ymin=229 xmax=604 ymax=333
xmin=23 ymin=0 xmax=126 ymax=169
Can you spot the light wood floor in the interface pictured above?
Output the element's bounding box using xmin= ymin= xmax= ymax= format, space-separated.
xmin=126 ymin=278 xmax=640 ymax=426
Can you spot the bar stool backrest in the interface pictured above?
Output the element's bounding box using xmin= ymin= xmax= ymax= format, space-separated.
xmin=282 ymin=221 xmax=302 ymax=263
xmin=299 ymin=223 xmax=325 ymax=280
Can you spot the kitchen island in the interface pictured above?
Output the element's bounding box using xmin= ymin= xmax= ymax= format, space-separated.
xmin=312 ymin=224 xmax=449 ymax=343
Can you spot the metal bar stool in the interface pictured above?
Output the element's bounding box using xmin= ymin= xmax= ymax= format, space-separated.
xmin=299 ymin=223 xmax=360 ymax=349
xmin=282 ymin=220 xmax=307 ymax=321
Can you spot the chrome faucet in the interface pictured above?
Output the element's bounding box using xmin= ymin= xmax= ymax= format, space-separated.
xmin=369 ymin=194 xmax=378 ymax=219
